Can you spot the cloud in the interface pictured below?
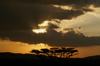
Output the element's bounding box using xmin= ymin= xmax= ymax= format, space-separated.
xmin=0 ymin=3 xmax=86 ymax=31
xmin=1 ymin=0 xmax=100 ymax=9
xmin=0 ymin=0 xmax=100 ymax=31
xmin=0 ymin=0 xmax=100 ymax=47
xmin=77 ymin=27 xmax=83 ymax=30
xmin=87 ymin=5 xmax=100 ymax=18
xmin=0 ymin=23 xmax=100 ymax=47
xmin=0 ymin=39 xmax=51 ymax=53
xmin=1 ymin=0 xmax=100 ymax=6
xmin=47 ymin=23 xmax=60 ymax=29
xmin=63 ymin=27 xmax=74 ymax=31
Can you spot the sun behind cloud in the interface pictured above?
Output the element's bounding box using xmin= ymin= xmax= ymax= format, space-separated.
xmin=32 ymin=29 xmax=47 ymax=33
xmin=32 ymin=21 xmax=49 ymax=33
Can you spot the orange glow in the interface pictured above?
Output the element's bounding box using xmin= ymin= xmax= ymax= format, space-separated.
xmin=0 ymin=39 xmax=51 ymax=54
xmin=39 ymin=44 xmax=46 ymax=46
xmin=32 ymin=29 xmax=47 ymax=33
xmin=1 ymin=39 xmax=100 ymax=58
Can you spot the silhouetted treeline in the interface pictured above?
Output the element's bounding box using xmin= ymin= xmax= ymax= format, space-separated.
xmin=30 ymin=47 xmax=78 ymax=59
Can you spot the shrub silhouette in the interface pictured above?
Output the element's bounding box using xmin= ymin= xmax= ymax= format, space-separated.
xmin=30 ymin=47 xmax=78 ymax=60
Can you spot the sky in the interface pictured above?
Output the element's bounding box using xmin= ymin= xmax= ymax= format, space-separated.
xmin=0 ymin=0 xmax=100 ymax=58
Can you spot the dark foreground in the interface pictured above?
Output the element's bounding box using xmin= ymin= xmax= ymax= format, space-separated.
xmin=0 ymin=52 xmax=100 ymax=65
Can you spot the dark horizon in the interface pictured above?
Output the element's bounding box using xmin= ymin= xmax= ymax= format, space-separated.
xmin=1 ymin=52 xmax=100 ymax=60
xmin=0 ymin=52 xmax=100 ymax=65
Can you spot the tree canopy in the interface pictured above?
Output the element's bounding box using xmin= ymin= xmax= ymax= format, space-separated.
xmin=30 ymin=47 xmax=78 ymax=58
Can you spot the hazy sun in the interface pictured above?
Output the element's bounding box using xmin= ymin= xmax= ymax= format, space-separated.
xmin=32 ymin=29 xmax=47 ymax=33
xmin=32 ymin=21 xmax=49 ymax=33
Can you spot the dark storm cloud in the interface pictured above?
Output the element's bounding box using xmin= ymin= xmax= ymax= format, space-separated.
xmin=1 ymin=0 xmax=100 ymax=6
xmin=0 ymin=0 xmax=100 ymax=47
xmin=47 ymin=23 xmax=60 ymax=28
xmin=0 ymin=3 xmax=85 ymax=31
xmin=0 ymin=0 xmax=100 ymax=31
xmin=1 ymin=0 xmax=100 ymax=9
xmin=0 ymin=24 xmax=100 ymax=47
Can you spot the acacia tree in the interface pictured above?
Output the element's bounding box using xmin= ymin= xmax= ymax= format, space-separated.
xmin=30 ymin=47 xmax=78 ymax=59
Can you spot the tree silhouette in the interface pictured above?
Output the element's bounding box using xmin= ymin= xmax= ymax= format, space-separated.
xmin=30 ymin=47 xmax=78 ymax=60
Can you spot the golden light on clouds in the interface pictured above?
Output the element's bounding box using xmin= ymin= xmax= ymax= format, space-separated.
xmin=88 ymin=5 xmax=100 ymax=18
xmin=53 ymin=5 xmax=72 ymax=10
xmin=39 ymin=43 xmax=46 ymax=46
xmin=32 ymin=29 xmax=47 ymax=33
xmin=32 ymin=21 xmax=49 ymax=33
xmin=38 ymin=21 xmax=49 ymax=27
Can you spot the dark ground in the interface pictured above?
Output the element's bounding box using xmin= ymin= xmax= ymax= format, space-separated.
xmin=0 ymin=52 xmax=100 ymax=65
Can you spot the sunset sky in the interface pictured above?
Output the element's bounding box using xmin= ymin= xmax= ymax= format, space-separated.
xmin=0 ymin=0 xmax=100 ymax=58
